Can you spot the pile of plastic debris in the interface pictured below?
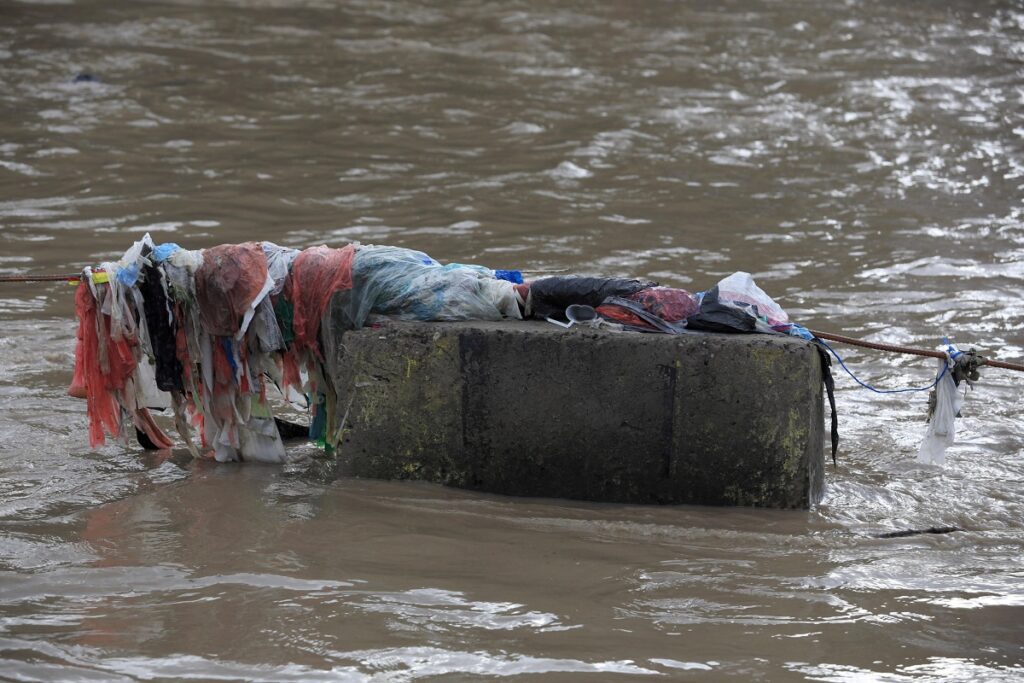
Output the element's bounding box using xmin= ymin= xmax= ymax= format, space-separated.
xmin=68 ymin=236 xmax=811 ymax=462
xmin=525 ymin=271 xmax=810 ymax=338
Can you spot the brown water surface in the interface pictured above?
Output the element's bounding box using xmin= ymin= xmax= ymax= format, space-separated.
xmin=1 ymin=0 xmax=1023 ymax=680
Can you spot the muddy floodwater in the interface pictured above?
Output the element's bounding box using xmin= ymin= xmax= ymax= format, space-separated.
xmin=1 ymin=0 xmax=1023 ymax=680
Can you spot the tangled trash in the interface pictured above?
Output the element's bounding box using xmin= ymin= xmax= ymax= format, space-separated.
xmin=74 ymin=235 xmax=985 ymax=466
xmin=70 ymin=236 xmax=539 ymax=461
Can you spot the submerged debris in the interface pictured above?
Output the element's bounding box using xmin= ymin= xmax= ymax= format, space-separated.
xmin=875 ymin=526 xmax=961 ymax=539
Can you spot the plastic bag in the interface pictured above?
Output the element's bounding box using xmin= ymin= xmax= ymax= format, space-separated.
xmin=131 ymin=357 xmax=170 ymax=411
xmin=163 ymin=248 xmax=204 ymax=296
xmin=339 ymin=245 xmax=520 ymax=330
xmin=479 ymin=277 xmax=523 ymax=320
xmin=686 ymin=285 xmax=758 ymax=333
xmin=70 ymin=281 xmax=137 ymax=446
xmin=598 ymin=297 xmax=692 ymax=334
xmin=114 ymin=233 xmax=155 ymax=287
xmin=152 ymin=242 xmax=181 ymax=263
xmin=714 ymin=272 xmax=790 ymax=327
xmin=194 ymin=242 xmax=271 ymax=338
xmin=596 ymin=287 xmax=697 ymax=332
xmin=262 ymin=242 xmax=300 ymax=296
xmin=286 ymin=244 xmax=356 ymax=356
xmin=916 ymin=359 xmax=963 ymax=466
xmin=495 ymin=269 xmax=524 ymax=284
xmin=97 ymin=262 xmax=138 ymax=343
xmin=628 ymin=287 xmax=698 ymax=322
xmin=687 ymin=273 xmax=811 ymax=337
xmin=252 ymin=297 xmax=285 ymax=352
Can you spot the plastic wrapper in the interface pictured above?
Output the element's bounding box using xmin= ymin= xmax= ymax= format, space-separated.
xmin=322 ymin=246 xmax=521 ymax=407
xmin=207 ymin=401 xmax=286 ymax=464
xmin=132 ymin=358 xmax=170 ymax=411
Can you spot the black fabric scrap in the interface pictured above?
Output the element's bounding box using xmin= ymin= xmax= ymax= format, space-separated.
xmin=529 ymin=276 xmax=655 ymax=320
xmin=684 ymin=286 xmax=757 ymax=333
xmin=139 ymin=260 xmax=183 ymax=391
xmin=815 ymin=344 xmax=839 ymax=466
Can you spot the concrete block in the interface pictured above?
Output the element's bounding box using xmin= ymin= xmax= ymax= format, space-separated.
xmin=325 ymin=319 xmax=825 ymax=509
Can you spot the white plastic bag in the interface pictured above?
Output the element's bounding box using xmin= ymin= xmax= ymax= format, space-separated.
xmin=715 ymin=272 xmax=790 ymax=327
xmin=916 ymin=358 xmax=963 ymax=466
xmin=262 ymin=242 xmax=300 ymax=295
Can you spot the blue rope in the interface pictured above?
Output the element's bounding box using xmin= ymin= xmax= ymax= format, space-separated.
xmin=815 ymin=338 xmax=948 ymax=394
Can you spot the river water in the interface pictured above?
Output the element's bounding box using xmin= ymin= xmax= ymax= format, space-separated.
xmin=1 ymin=0 xmax=1022 ymax=680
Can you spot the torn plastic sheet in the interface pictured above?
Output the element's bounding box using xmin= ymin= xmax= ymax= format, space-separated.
xmin=917 ymin=356 xmax=964 ymax=466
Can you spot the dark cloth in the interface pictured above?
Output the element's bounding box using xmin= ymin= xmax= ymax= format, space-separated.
xmin=139 ymin=259 xmax=183 ymax=391
xmin=528 ymin=276 xmax=655 ymax=320
xmin=815 ymin=344 xmax=839 ymax=465
xmin=685 ymin=286 xmax=758 ymax=333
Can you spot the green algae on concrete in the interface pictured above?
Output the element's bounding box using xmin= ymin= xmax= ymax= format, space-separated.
xmin=326 ymin=317 xmax=826 ymax=509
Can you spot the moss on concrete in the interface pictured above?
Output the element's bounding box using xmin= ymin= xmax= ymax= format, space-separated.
xmin=327 ymin=317 xmax=825 ymax=509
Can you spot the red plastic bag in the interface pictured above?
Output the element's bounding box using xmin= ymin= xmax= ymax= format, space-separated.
xmin=194 ymin=243 xmax=269 ymax=337
xmin=626 ymin=287 xmax=698 ymax=322
xmin=286 ymin=244 xmax=356 ymax=358
xmin=71 ymin=282 xmax=138 ymax=446
xmin=595 ymin=287 xmax=698 ymax=331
